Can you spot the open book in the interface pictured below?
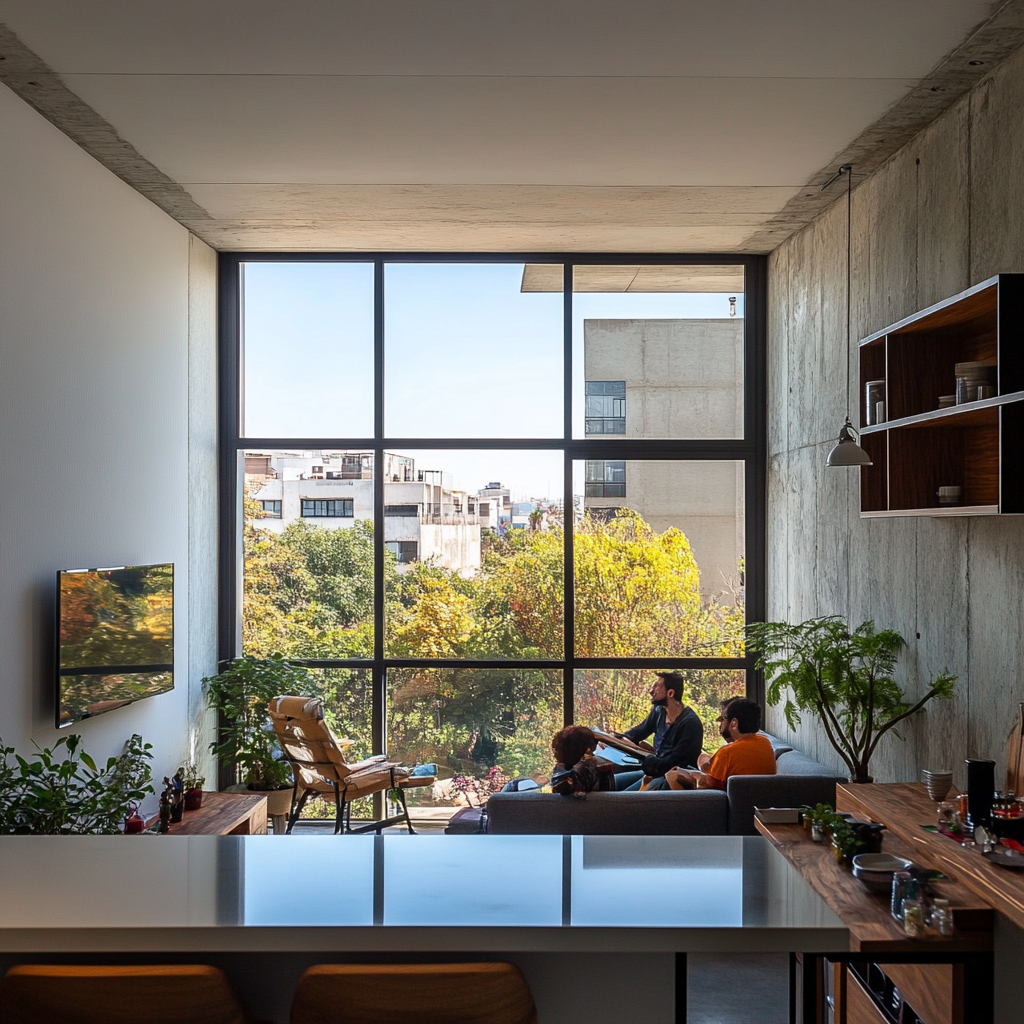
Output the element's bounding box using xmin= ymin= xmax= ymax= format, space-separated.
xmin=593 ymin=728 xmax=655 ymax=760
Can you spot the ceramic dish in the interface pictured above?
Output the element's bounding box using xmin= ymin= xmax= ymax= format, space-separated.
xmin=982 ymin=847 xmax=1024 ymax=869
xmin=851 ymin=853 xmax=913 ymax=894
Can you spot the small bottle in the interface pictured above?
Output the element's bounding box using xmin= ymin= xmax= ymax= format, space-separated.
xmin=902 ymin=898 xmax=924 ymax=937
xmin=931 ymin=898 xmax=954 ymax=937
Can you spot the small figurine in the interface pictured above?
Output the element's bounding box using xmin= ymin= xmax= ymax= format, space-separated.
xmin=158 ymin=791 xmax=171 ymax=834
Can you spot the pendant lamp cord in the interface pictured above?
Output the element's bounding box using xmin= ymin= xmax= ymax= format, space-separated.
xmin=845 ymin=164 xmax=853 ymax=420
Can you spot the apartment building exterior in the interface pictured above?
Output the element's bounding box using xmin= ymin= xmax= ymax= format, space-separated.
xmin=245 ymin=452 xmax=481 ymax=575
xmin=584 ymin=317 xmax=745 ymax=598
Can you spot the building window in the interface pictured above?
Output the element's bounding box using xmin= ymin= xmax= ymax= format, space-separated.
xmin=258 ymin=499 xmax=282 ymax=518
xmin=585 ymin=381 xmax=626 ymax=435
xmin=386 ymin=540 xmax=418 ymax=563
xmin=385 ymin=504 xmax=420 ymax=517
xmin=301 ymin=498 xmax=353 ymax=517
xmin=585 ymin=460 xmax=626 ymax=497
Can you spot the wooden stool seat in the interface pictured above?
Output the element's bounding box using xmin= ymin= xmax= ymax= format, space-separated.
xmin=289 ymin=963 xmax=537 ymax=1024
xmin=0 ymin=964 xmax=247 ymax=1024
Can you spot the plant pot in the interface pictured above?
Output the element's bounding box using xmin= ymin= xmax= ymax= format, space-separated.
xmin=811 ymin=824 xmax=825 ymax=843
xmin=248 ymin=783 xmax=293 ymax=818
xmin=184 ymin=788 xmax=203 ymax=811
xmin=848 ymin=776 xmax=874 ymax=784
xmin=170 ymin=799 xmax=184 ymax=824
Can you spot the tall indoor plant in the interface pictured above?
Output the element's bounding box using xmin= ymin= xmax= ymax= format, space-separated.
xmin=204 ymin=655 xmax=314 ymax=812
xmin=748 ymin=617 xmax=955 ymax=782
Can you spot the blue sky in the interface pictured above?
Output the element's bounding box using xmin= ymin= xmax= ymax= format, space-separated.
xmin=243 ymin=262 xmax=742 ymax=500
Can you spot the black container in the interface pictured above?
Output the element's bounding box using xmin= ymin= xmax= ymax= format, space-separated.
xmin=966 ymin=757 xmax=996 ymax=829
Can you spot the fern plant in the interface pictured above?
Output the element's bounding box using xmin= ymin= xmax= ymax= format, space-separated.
xmin=747 ymin=617 xmax=955 ymax=782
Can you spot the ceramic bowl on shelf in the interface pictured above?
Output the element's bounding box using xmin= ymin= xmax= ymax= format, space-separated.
xmin=851 ymin=853 xmax=913 ymax=894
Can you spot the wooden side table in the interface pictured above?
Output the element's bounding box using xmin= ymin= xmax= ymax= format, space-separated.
xmin=148 ymin=791 xmax=268 ymax=835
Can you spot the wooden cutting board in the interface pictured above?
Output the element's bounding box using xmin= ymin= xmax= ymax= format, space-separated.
xmin=1007 ymin=701 xmax=1024 ymax=795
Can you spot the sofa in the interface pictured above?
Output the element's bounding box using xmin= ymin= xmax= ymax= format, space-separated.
xmin=485 ymin=736 xmax=844 ymax=836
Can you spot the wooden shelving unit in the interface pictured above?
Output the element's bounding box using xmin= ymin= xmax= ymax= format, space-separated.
xmin=858 ymin=274 xmax=1024 ymax=517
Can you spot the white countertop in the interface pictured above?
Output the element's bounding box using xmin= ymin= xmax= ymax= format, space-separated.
xmin=0 ymin=834 xmax=847 ymax=953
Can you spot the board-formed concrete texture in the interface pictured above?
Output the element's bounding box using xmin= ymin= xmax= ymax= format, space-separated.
xmin=766 ymin=34 xmax=1024 ymax=794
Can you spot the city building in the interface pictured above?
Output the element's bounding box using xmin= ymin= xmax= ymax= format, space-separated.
xmin=583 ymin=317 xmax=745 ymax=598
xmin=245 ymin=452 xmax=481 ymax=575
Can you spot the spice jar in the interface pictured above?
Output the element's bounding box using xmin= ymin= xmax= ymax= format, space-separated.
xmin=902 ymin=898 xmax=924 ymax=937
xmin=931 ymin=898 xmax=954 ymax=937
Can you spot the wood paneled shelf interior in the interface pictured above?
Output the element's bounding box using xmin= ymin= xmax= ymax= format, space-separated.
xmin=857 ymin=274 xmax=1024 ymax=517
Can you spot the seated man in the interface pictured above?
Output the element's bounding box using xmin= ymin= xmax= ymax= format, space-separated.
xmin=665 ymin=697 xmax=775 ymax=790
xmin=606 ymin=672 xmax=704 ymax=791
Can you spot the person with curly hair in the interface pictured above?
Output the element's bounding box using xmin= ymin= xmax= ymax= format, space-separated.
xmin=550 ymin=725 xmax=611 ymax=796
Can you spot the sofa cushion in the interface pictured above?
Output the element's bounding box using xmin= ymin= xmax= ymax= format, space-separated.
xmin=760 ymin=731 xmax=793 ymax=758
xmin=486 ymin=790 xmax=729 ymax=835
xmin=776 ymin=748 xmax=838 ymax=776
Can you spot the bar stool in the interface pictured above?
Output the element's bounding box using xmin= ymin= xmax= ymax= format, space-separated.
xmin=0 ymin=964 xmax=247 ymax=1024
xmin=289 ymin=963 xmax=538 ymax=1024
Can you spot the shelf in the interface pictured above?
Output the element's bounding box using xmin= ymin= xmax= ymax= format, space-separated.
xmin=860 ymin=390 xmax=1024 ymax=434
xmin=861 ymin=505 xmax=999 ymax=519
xmin=857 ymin=274 xmax=1024 ymax=517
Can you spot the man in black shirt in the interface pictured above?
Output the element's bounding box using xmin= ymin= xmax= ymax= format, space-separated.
xmin=605 ymin=672 xmax=704 ymax=791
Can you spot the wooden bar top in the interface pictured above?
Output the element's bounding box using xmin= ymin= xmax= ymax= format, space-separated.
xmin=755 ymin=818 xmax=992 ymax=953
xmin=837 ymin=781 xmax=1024 ymax=932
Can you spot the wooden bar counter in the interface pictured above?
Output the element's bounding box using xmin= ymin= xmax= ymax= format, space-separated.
xmin=754 ymin=819 xmax=992 ymax=953
xmin=836 ymin=782 xmax=1024 ymax=931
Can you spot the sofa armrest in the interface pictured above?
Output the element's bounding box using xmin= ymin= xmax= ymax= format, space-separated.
xmin=726 ymin=775 xmax=843 ymax=835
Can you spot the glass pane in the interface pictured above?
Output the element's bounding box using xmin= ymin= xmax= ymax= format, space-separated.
xmin=387 ymin=668 xmax=562 ymax=806
xmin=384 ymin=263 xmax=563 ymax=438
xmin=242 ymin=262 xmax=374 ymax=438
xmin=572 ymin=460 xmax=745 ymax=657
xmin=574 ymin=669 xmax=746 ymax=756
xmin=289 ymin=667 xmax=373 ymax=822
xmin=241 ymin=450 xmax=374 ymax=658
xmin=570 ymin=264 xmax=745 ymax=439
xmin=384 ymin=449 xmax=564 ymax=660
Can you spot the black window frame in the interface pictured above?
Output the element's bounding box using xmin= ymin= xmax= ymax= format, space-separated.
xmin=219 ymin=252 xmax=767 ymax=765
xmin=257 ymin=499 xmax=282 ymax=518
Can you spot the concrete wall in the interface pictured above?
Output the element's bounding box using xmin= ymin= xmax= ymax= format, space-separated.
xmin=767 ymin=43 xmax=1024 ymax=1018
xmin=0 ymin=82 xmax=218 ymax=803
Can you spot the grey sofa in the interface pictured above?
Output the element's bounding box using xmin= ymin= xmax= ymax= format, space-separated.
xmin=485 ymin=737 xmax=844 ymax=836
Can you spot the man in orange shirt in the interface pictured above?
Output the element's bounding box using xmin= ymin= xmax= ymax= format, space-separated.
xmin=664 ymin=697 xmax=776 ymax=790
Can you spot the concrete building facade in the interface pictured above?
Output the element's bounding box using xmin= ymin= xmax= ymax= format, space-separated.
xmin=583 ymin=318 xmax=745 ymax=597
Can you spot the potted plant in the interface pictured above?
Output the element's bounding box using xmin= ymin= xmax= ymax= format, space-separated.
xmin=179 ymin=761 xmax=206 ymax=811
xmin=204 ymin=655 xmax=315 ymax=818
xmin=748 ymin=617 xmax=956 ymax=783
xmin=0 ymin=733 xmax=153 ymax=834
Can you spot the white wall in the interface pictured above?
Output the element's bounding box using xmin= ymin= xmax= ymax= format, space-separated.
xmin=0 ymin=81 xmax=217 ymax=804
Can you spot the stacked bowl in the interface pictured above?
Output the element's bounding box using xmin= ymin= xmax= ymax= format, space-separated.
xmin=922 ymin=768 xmax=953 ymax=801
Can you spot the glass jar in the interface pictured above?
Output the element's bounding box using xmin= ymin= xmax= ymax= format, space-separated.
xmin=891 ymin=871 xmax=913 ymax=920
xmin=902 ymin=898 xmax=925 ymax=937
xmin=931 ymin=898 xmax=954 ymax=937
xmin=865 ymin=380 xmax=885 ymax=426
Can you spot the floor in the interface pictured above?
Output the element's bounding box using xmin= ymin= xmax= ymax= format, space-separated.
xmin=688 ymin=952 xmax=790 ymax=1024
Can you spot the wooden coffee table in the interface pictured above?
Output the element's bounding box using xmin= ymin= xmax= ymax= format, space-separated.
xmin=147 ymin=791 xmax=268 ymax=835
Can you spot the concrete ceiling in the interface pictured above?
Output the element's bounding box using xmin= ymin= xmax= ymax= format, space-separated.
xmin=0 ymin=1 xmax=1020 ymax=253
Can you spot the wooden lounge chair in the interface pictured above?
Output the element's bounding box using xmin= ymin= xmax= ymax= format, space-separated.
xmin=268 ymin=695 xmax=433 ymax=835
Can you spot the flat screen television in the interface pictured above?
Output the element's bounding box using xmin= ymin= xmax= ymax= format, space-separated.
xmin=56 ymin=563 xmax=174 ymax=728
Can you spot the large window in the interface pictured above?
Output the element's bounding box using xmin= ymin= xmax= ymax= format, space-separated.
xmin=221 ymin=256 xmax=764 ymax=808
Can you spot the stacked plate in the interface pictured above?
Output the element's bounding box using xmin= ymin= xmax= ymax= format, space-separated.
xmin=922 ymin=768 xmax=953 ymax=801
